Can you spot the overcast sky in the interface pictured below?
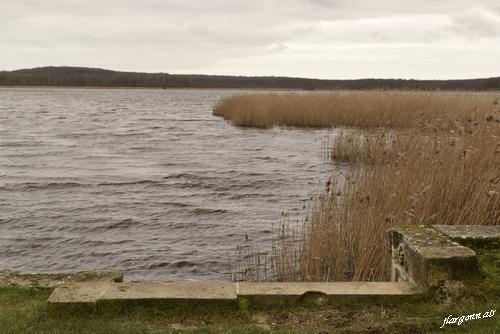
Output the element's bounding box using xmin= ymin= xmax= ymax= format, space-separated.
xmin=1 ymin=1 xmax=500 ymax=79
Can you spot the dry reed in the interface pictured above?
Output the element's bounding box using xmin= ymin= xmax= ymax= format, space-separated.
xmin=216 ymin=91 xmax=500 ymax=281
xmin=286 ymin=127 xmax=500 ymax=282
xmin=214 ymin=92 xmax=498 ymax=131
xmin=225 ymin=244 xmax=272 ymax=282
xmin=324 ymin=130 xmax=400 ymax=164
xmin=215 ymin=91 xmax=500 ymax=282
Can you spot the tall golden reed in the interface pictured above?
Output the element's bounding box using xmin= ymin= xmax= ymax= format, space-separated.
xmin=285 ymin=129 xmax=499 ymax=282
xmin=214 ymin=91 xmax=500 ymax=282
xmin=214 ymin=92 xmax=497 ymax=130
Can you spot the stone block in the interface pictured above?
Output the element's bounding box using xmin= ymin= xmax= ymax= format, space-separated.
xmin=48 ymin=282 xmax=238 ymax=307
xmin=432 ymin=225 xmax=500 ymax=249
xmin=387 ymin=225 xmax=479 ymax=288
xmin=237 ymin=281 xmax=420 ymax=304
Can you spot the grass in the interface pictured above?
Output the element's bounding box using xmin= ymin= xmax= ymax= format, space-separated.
xmin=0 ymin=289 xmax=257 ymax=334
xmin=1 ymin=250 xmax=498 ymax=333
xmin=214 ymin=91 xmax=500 ymax=282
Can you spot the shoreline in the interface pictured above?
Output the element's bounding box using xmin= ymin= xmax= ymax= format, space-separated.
xmin=0 ymin=86 xmax=309 ymax=91
xmin=1 ymin=86 xmax=499 ymax=92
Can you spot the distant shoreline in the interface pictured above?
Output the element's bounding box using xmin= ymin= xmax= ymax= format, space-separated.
xmin=1 ymin=86 xmax=499 ymax=92
xmin=0 ymin=86 xmax=304 ymax=91
xmin=2 ymin=67 xmax=499 ymax=91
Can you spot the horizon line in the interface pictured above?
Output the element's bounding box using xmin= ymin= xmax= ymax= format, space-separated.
xmin=2 ymin=65 xmax=500 ymax=82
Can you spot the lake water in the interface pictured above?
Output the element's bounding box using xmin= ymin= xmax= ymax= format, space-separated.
xmin=0 ymin=88 xmax=337 ymax=281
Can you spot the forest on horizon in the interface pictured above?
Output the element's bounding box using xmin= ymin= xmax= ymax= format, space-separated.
xmin=1 ymin=66 xmax=500 ymax=91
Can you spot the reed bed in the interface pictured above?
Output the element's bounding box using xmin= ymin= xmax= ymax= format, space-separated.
xmin=324 ymin=130 xmax=399 ymax=164
xmin=281 ymin=127 xmax=499 ymax=282
xmin=215 ymin=91 xmax=500 ymax=282
xmin=214 ymin=91 xmax=498 ymax=131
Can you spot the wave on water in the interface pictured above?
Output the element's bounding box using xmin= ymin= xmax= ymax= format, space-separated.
xmin=96 ymin=180 xmax=160 ymax=187
xmin=1 ymin=180 xmax=164 ymax=191
xmin=190 ymin=207 xmax=229 ymax=215
xmin=102 ymin=218 xmax=141 ymax=230
xmin=0 ymin=182 xmax=88 ymax=191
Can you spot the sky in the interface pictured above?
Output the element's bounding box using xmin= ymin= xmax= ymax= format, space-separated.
xmin=1 ymin=0 xmax=500 ymax=79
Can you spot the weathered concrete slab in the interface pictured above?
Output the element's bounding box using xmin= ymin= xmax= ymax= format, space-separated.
xmin=47 ymin=282 xmax=111 ymax=304
xmin=237 ymin=282 xmax=421 ymax=303
xmin=237 ymin=282 xmax=420 ymax=297
xmin=48 ymin=281 xmax=421 ymax=307
xmin=102 ymin=282 xmax=237 ymax=301
xmin=0 ymin=271 xmax=123 ymax=288
xmin=387 ymin=225 xmax=478 ymax=288
xmin=48 ymin=282 xmax=238 ymax=306
xmin=432 ymin=225 xmax=500 ymax=249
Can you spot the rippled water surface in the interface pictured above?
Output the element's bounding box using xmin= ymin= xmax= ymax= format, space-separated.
xmin=0 ymin=88 xmax=336 ymax=281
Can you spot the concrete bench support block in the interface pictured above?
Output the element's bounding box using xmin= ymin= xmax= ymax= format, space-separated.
xmin=432 ymin=225 xmax=500 ymax=249
xmin=387 ymin=225 xmax=479 ymax=288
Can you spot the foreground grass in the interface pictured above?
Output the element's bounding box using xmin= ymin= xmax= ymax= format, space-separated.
xmin=1 ymin=251 xmax=498 ymax=333
xmin=0 ymin=289 xmax=256 ymax=334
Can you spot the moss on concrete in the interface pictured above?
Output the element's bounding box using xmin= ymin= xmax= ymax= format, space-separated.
xmin=432 ymin=225 xmax=500 ymax=251
xmin=0 ymin=271 xmax=123 ymax=288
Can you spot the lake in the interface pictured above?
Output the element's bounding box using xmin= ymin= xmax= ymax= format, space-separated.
xmin=0 ymin=88 xmax=337 ymax=281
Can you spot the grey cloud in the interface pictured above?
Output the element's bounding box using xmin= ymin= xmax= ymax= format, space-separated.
xmin=446 ymin=8 xmax=500 ymax=37
xmin=1 ymin=0 xmax=500 ymax=78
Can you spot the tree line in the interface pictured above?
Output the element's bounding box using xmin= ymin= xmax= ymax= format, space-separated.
xmin=1 ymin=66 xmax=499 ymax=90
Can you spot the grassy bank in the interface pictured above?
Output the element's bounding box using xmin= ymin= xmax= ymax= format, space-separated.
xmin=1 ymin=250 xmax=498 ymax=333
xmin=214 ymin=92 xmax=500 ymax=282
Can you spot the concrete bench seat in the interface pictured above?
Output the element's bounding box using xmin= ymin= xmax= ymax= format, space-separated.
xmin=48 ymin=282 xmax=238 ymax=305
xmin=47 ymin=281 xmax=421 ymax=306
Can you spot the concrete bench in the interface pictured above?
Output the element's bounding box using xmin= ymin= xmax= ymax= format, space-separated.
xmin=46 ymin=224 xmax=498 ymax=309
xmin=47 ymin=281 xmax=421 ymax=307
